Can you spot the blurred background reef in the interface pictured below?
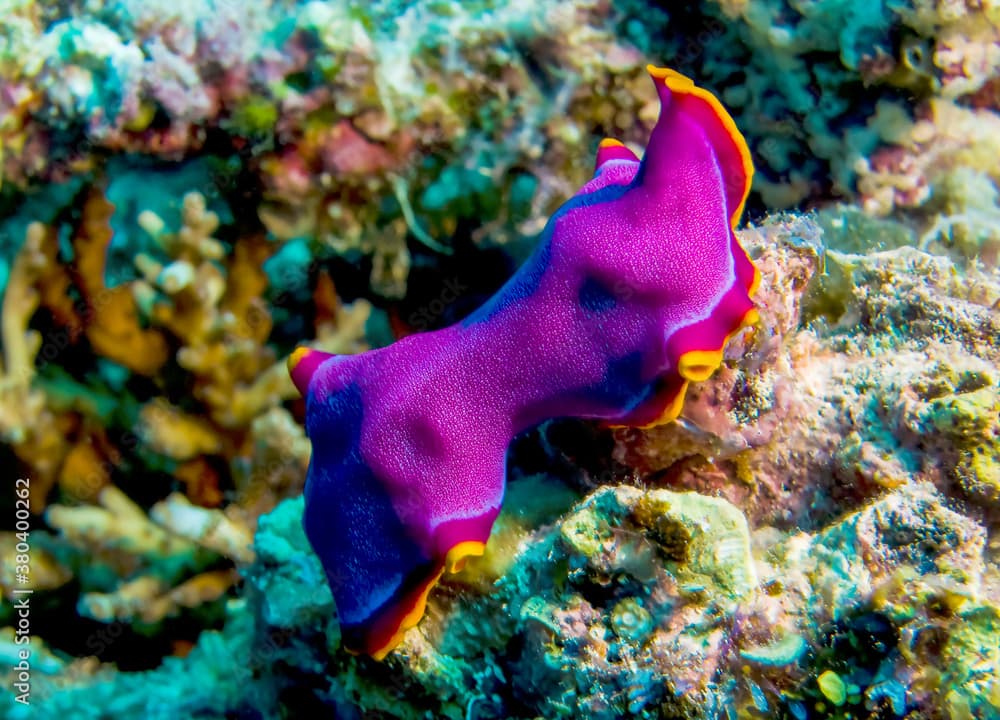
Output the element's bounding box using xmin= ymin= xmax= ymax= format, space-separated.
xmin=0 ymin=1 xmax=998 ymax=718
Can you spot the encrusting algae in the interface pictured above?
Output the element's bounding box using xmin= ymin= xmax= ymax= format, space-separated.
xmin=0 ymin=1 xmax=998 ymax=718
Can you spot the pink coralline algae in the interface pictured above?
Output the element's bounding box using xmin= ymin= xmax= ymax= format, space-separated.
xmin=288 ymin=66 xmax=759 ymax=658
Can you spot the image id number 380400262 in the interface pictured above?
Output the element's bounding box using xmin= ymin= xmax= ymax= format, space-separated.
xmin=11 ymin=477 xmax=32 ymax=705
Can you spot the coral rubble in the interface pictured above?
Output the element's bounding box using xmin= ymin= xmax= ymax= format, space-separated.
xmin=1 ymin=1 xmax=999 ymax=718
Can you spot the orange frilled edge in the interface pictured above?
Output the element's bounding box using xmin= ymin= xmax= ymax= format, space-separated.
xmin=633 ymin=66 xmax=760 ymax=429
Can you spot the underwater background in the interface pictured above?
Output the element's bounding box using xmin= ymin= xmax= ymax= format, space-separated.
xmin=0 ymin=0 xmax=998 ymax=718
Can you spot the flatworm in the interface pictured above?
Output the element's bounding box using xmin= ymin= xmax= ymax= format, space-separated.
xmin=289 ymin=65 xmax=759 ymax=659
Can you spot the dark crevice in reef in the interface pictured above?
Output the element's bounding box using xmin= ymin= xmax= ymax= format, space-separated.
xmin=0 ymin=443 xmax=23 ymax=530
xmin=400 ymin=236 xmax=517 ymax=331
xmin=539 ymin=419 xmax=636 ymax=491
xmin=773 ymin=610 xmax=902 ymax=720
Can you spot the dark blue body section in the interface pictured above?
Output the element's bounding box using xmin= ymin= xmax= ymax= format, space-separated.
xmin=578 ymin=277 xmax=618 ymax=314
xmin=302 ymin=384 xmax=433 ymax=631
xmin=576 ymin=351 xmax=653 ymax=416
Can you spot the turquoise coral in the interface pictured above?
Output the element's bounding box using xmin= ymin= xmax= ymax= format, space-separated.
xmin=17 ymin=458 xmax=999 ymax=719
xmin=0 ymin=1 xmax=999 ymax=718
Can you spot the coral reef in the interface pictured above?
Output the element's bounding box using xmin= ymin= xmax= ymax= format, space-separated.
xmin=618 ymin=215 xmax=999 ymax=530
xmin=3 ymin=210 xmax=997 ymax=718
xmin=290 ymin=65 xmax=760 ymax=659
xmin=0 ymin=222 xmax=73 ymax=505
xmin=1 ymin=0 xmax=662 ymax=305
xmin=857 ymin=98 xmax=1000 ymax=265
xmin=11 ymin=477 xmax=998 ymax=719
xmin=1 ymin=1 xmax=999 ymax=718
xmin=697 ymin=1 xmax=1000 ymax=210
xmin=0 ymin=177 xmax=372 ymax=641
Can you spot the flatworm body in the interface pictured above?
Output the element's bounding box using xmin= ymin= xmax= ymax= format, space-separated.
xmin=289 ymin=66 xmax=759 ymax=659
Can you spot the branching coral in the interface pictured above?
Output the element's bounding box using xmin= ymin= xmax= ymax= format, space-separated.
xmin=80 ymin=569 xmax=239 ymax=624
xmin=134 ymin=191 xmax=368 ymax=430
xmin=46 ymin=484 xmax=251 ymax=624
xmin=137 ymin=399 xmax=224 ymax=462
xmin=46 ymin=485 xmax=199 ymax=565
xmin=2 ymin=172 xmax=372 ymax=524
xmin=136 ymin=191 xmax=249 ymax=418
xmin=0 ymin=531 xmax=70 ymax=601
xmin=72 ymin=188 xmax=169 ymax=375
xmin=1 ymin=222 xmax=46 ymax=441
xmin=0 ymin=177 xmax=373 ymax=641
xmin=150 ymin=493 xmax=255 ymax=564
xmin=128 ymin=190 xmax=373 ymax=524
xmin=0 ymin=222 xmax=72 ymax=503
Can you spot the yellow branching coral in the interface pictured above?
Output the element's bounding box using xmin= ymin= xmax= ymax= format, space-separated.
xmin=150 ymin=493 xmax=255 ymax=564
xmin=0 ymin=223 xmax=72 ymax=505
xmin=47 ymin=454 xmax=256 ymax=568
xmin=0 ymin=532 xmax=70 ymax=599
xmin=1 ymin=222 xmax=47 ymax=442
xmin=8 ymin=180 xmax=376 ymax=630
xmin=57 ymin=438 xmax=111 ymax=502
xmin=32 ymin=221 xmax=79 ymax=337
xmin=136 ymin=192 xmax=373 ymax=433
xmin=138 ymin=399 xmax=224 ymax=461
xmin=173 ymin=457 xmax=224 ymax=508
xmin=72 ymin=188 xmax=169 ymax=375
xmin=46 ymin=479 xmax=254 ymax=624
xmin=46 ymin=485 xmax=197 ymax=563
xmin=79 ymin=569 xmax=238 ymax=624
xmin=137 ymin=193 xmax=279 ymax=429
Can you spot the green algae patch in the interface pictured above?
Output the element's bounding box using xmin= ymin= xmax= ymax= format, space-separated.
xmin=817 ymin=670 xmax=848 ymax=706
xmin=634 ymin=490 xmax=757 ymax=600
xmin=957 ymin=444 xmax=999 ymax=505
xmin=926 ymin=384 xmax=1000 ymax=505
xmin=559 ymin=503 xmax=613 ymax=559
xmin=941 ymin=603 xmax=1000 ymax=720
xmin=928 ymin=386 xmax=998 ymax=438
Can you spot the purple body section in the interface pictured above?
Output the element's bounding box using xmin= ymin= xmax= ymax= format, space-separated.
xmin=293 ymin=67 xmax=758 ymax=656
